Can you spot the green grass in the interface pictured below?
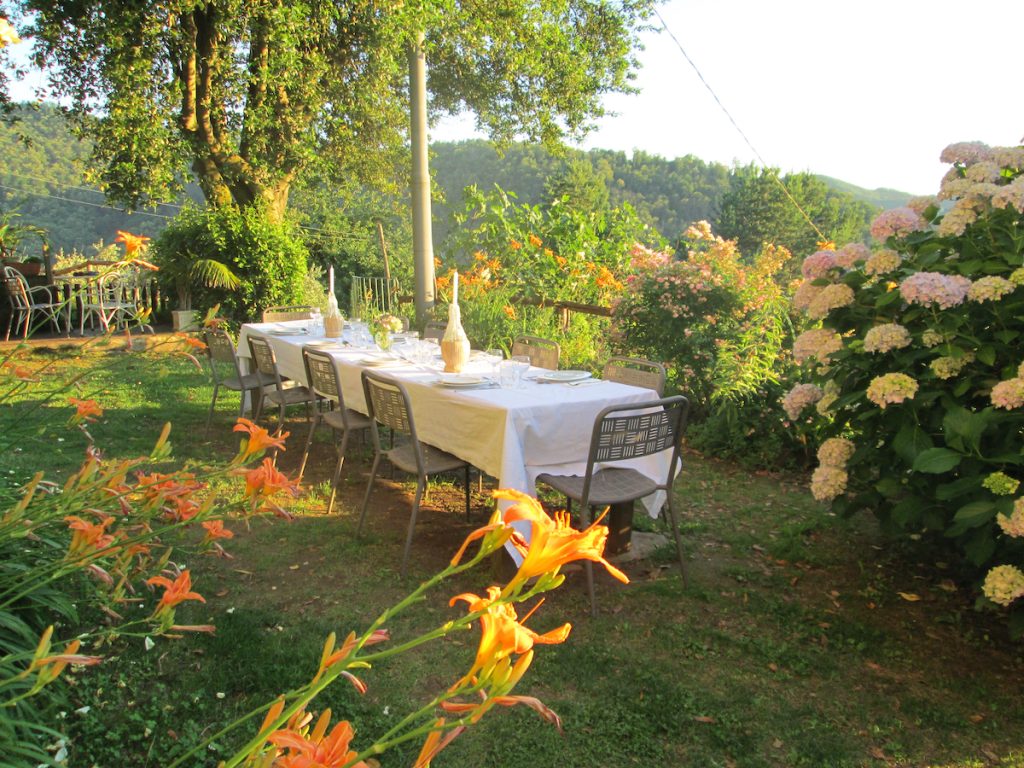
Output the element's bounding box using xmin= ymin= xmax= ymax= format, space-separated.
xmin=4 ymin=335 xmax=1024 ymax=768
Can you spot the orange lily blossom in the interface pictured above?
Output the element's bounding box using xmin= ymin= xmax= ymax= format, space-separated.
xmin=450 ymin=586 xmax=570 ymax=683
xmin=413 ymin=718 xmax=466 ymax=768
xmin=234 ymin=417 xmax=288 ymax=460
xmin=65 ymin=515 xmax=117 ymax=556
xmin=114 ymin=230 xmax=151 ymax=256
xmin=528 ymin=233 xmax=542 ymax=248
xmin=268 ymin=709 xmax=368 ymax=768
xmin=33 ymin=639 xmax=102 ymax=682
xmin=146 ymin=569 xmax=205 ymax=614
xmin=441 ymin=687 xmax=562 ymax=730
xmin=495 ymin=489 xmax=629 ymax=585
xmin=201 ymin=519 xmax=234 ymax=541
xmin=68 ymin=397 xmax=103 ymax=422
xmin=244 ymin=458 xmax=299 ymax=505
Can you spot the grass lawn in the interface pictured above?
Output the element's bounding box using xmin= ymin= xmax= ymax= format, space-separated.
xmin=3 ymin=333 xmax=1023 ymax=768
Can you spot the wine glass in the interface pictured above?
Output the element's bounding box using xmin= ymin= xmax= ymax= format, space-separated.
xmin=485 ymin=348 xmax=504 ymax=379
xmin=510 ymin=354 xmax=531 ymax=388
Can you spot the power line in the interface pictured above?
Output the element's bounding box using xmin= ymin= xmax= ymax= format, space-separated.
xmin=653 ymin=8 xmax=829 ymax=246
xmin=0 ymin=182 xmax=175 ymax=219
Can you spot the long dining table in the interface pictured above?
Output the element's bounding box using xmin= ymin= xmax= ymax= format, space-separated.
xmin=237 ymin=319 xmax=673 ymax=518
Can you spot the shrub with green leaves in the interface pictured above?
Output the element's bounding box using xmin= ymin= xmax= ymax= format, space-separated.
xmin=783 ymin=141 xmax=1024 ymax=627
xmin=152 ymin=205 xmax=308 ymax=323
xmin=612 ymin=222 xmax=793 ymax=415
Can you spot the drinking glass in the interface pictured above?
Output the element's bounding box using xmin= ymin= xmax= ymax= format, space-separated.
xmin=510 ymin=354 xmax=531 ymax=388
xmin=309 ymin=307 xmax=323 ymax=335
xmin=498 ymin=360 xmax=519 ymax=389
xmin=485 ymin=348 xmax=504 ymax=378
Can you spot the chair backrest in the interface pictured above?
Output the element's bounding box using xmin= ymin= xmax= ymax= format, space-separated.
xmin=421 ymin=321 xmax=446 ymax=341
xmin=602 ymin=356 xmax=667 ymax=396
xmin=2 ymin=269 xmax=29 ymax=310
xmin=263 ymin=305 xmax=314 ymax=323
xmin=361 ymin=369 xmax=428 ymax=473
xmin=303 ymin=347 xmax=343 ymax=402
xmin=247 ymin=335 xmax=288 ymax=393
xmin=203 ymin=328 xmax=246 ymax=387
xmin=584 ymin=396 xmax=690 ymax=493
xmin=511 ymin=335 xmax=560 ymax=370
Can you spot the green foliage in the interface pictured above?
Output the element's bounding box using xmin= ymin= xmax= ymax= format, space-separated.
xmin=785 ymin=141 xmax=1024 ymax=611
xmin=612 ymin=223 xmax=794 ymax=416
xmin=152 ymin=205 xmax=307 ymax=322
xmin=714 ymin=165 xmax=875 ymax=271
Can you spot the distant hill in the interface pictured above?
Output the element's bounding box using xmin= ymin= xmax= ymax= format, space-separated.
xmin=816 ymin=175 xmax=912 ymax=212
xmin=1 ymin=104 xmax=913 ymax=257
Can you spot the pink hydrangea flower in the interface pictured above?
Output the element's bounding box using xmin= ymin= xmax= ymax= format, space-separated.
xmin=866 ymin=373 xmax=918 ymax=408
xmin=898 ymin=272 xmax=972 ymax=309
xmin=940 ymin=141 xmax=994 ymax=165
xmin=906 ymin=196 xmax=939 ymax=215
xmin=992 ymin=179 xmax=1024 ymax=214
xmin=817 ymin=437 xmax=855 ymax=468
xmin=782 ymin=383 xmax=823 ymax=420
xmin=811 ymin=465 xmax=848 ymax=502
xmin=982 ymin=564 xmax=1024 ymax=607
xmin=870 ymin=207 xmax=927 ymax=242
xmin=968 ymin=276 xmax=1015 ymax=303
xmin=793 ymin=329 xmax=843 ymax=364
xmin=863 ymin=323 xmax=912 ymax=354
xmin=937 ymin=201 xmax=979 ymax=236
xmin=1010 ymin=268 xmax=1024 ymax=287
xmin=801 ymin=250 xmax=839 ymax=280
xmin=792 ymin=280 xmax=822 ymax=311
xmin=835 ymin=242 xmax=869 ymax=269
xmin=864 ymin=249 xmax=901 ymax=277
xmin=965 ymin=161 xmax=1001 ymax=183
xmin=994 ymin=147 xmax=1024 ymax=171
xmin=807 ymin=283 xmax=855 ymax=319
xmin=930 ymin=355 xmax=972 ymax=380
xmin=991 ymin=378 xmax=1024 ymax=410
xmin=997 ymin=498 xmax=1024 ymax=538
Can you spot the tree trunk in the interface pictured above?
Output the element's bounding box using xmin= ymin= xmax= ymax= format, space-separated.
xmin=409 ymin=31 xmax=435 ymax=331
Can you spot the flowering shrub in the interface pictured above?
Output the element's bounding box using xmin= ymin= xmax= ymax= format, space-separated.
xmin=0 ymin=335 xmax=300 ymax=765
xmin=613 ymin=222 xmax=792 ymax=414
xmin=784 ymin=140 xmax=1024 ymax=630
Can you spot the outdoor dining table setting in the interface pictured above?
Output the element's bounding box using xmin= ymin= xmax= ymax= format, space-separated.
xmin=236 ymin=318 xmax=674 ymax=518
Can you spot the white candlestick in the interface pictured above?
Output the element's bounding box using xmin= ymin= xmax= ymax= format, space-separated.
xmin=329 ymin=266 xmax=334 ymax=295
xmin=453 ymin=270 xmax=459 ymax=304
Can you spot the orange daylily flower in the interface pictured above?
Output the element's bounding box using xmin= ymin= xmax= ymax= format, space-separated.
xmin=495 ymin=489 xmax=629 ymax=585
xmin=817 ymin=239 xmax=836 ymax=251
xmin=243 ymin=458 xmax=299 ymax=516
xmin=509 ymin=239 xmax=522 ymax=250
xmin=65 ymin=514 xmax=117 ymax=556
xmin=146 ymin=569 xmax=205 ymax=614
xmin=528 ymin=233 xmax=543 ymax=248
xmin=450 ymin=586 xmax=570 ymax=684
xmin=115 ymin=230 xmax=151 ymax=256
xmin=234 ymin=417 xmax=288 ymax=460
xmin=201 ymin=519 xmax=234 ymax=541
xmin=268 ymin=709 xmax=369 ymax=768
xmin=502 ymin=305 xmax=517 ymax=320
xmin=441 ymin=689 xmax=562 ymax=730
xmin=555 ymin=255 xmax=567 ymax=268
xmin=473 ymin=250 xmax=488 ymax=262
xmin=182 ymin=336 xmax=206 ymax=351
xmin=68 ymin=397 xmax=103 ymax=422
xmin=413 ymin=718 xmax=466 ymax=768
xmin=32 ymin=638 xmax=102 ymax=685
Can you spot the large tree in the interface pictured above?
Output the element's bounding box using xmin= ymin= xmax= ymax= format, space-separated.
xmin=714 ymin=165 xmax=875 ymax=265
xmin=9 ymin=0 xmax=656 ymax=222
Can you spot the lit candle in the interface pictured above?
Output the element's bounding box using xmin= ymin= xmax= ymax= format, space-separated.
xmin=453 ymin=270 xmax=458 ymax=304
xmin=329 ymin=266 xmax=334 ymax=295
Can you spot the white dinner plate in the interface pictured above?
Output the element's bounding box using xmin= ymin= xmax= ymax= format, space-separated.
xmin=265 ymin=328 xmax=306 ymax=336
xmin=361 ymin=356 xmax=402 ymax=367
xmin=535 ymin=370 xmax=592 ymax=383
xmin=437 ymin=374 xmax=486 ymax=388
xmin=304 ymin=340 xmax=338 ymax=347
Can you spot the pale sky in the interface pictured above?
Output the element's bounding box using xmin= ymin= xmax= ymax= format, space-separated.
xmin=434 ymin=0 xmax=1024 ymax=196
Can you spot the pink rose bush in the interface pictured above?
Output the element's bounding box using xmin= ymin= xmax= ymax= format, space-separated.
xmin=784 ymin=140 xmax=1024 ymax=627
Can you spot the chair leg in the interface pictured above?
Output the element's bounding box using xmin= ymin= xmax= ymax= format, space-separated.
xmin=401 ymin=477 xmax=426 ymax=577
xmin=664 ymin=496 xmax=689 ymax=587
xmin=580 ymin=503 xmax=598 ymax=616
xmin=464 ymin=465 xmax=471 ymax=521
xmin=205 ymin=384 xmax=220 ymax=436
xmin=298 ymin=412 xmax=320 ymax=482
xmin=358 ymin=453 xmax=383 ymax=534
xmin=327 ymin=430 xmax=350 ymax=515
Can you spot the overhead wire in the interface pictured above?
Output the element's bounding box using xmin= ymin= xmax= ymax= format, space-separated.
xmin=652 ymin=7 xmax=830 ymax=246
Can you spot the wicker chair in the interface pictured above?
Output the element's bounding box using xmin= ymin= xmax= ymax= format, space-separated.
xmin=299 ymin=346 xmax=374 ymax=513
xmin=536 ymin=395 xmax=690 ymax=615
xmin=262 ymin=305 xmax=315 ymax=323
xmin=247 ymin=336 xmax=315 ymax=438
xmin=2 ymin=267 xmax=64 ymax=340
xmin=511 ymin=335 xmax=560 ymax=370
xmin=602 ymin=356 xmax=666 ymax=396
xmin=358 ymin=370 xmax=471 ymax=577
xmin=203 ymin=329 xmax=275 ymax=433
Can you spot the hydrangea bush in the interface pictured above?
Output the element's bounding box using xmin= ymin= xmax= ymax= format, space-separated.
xmin=783 ymin=141 xmax=1024 ymax=627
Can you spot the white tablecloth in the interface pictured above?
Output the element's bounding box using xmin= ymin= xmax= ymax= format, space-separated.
xmin=238 ymin=320 xmax=672 ymax=517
